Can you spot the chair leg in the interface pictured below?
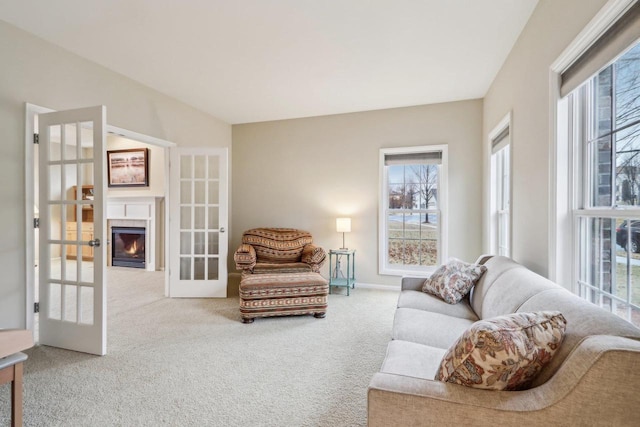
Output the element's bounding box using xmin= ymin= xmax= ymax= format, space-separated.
xmin=11 ymin=362 xmax=23 ymax=427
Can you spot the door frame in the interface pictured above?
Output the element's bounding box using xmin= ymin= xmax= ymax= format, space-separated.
xmin=24 ymin=103 xmax=176 ymax=337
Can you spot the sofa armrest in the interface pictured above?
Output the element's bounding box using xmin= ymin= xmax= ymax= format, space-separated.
xmin=369 ymin=335 xmax=640 ymax=426
xmin=234 ymin=244 xmax=256 ymax=272
xmin=301 ymin=244 xmax=326 ymax=272
xmin=401 ymin=276 xmax=426 ymax=291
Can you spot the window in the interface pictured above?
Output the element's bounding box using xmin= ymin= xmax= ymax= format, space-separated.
xmin=379 ymin=145 xmax=448 ymax=275
xmin=567 ymin=40 xmax=640 ymax=327
xmin=490 ymin=121 xmax=511 ymax=257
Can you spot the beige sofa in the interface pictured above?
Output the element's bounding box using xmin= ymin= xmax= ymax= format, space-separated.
xmin=368 ymin=255 xmax=640 ymax=426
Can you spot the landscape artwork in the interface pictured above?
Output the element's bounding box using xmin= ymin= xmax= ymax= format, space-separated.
xmin=107 ymin=148 xmax=149 ymax=187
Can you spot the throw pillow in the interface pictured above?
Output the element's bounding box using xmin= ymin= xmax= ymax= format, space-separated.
xmin=422 ymin=258 xmax=487 ymax=304
xmin=435 ymin=311 xmax=567 ymax=391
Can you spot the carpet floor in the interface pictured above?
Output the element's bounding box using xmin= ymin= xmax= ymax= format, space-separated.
xmin=1 ymin=268 xmax=398 ymax=426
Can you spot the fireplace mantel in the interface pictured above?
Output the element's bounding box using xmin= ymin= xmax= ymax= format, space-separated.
xmin=107 ymin=197 xmax=163 ymax=271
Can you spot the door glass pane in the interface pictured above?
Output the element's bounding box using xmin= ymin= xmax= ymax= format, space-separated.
xmin=48 ymin=125 xmax=61 ymax=161
xmin=180 ymin=181 xmax=192 ymax=204
xmin=180 ymin=257 xmax=191 ymax=280
xmin=48 ymin=283 xmax=61 ymax=320
xmin=194 ymin=257 xmax=205 ymax=280
xmin=63 ymin=285 xmax=78 ymax=322
xmin=194 ymin=181 xmax=206 ymax=204
xmin=49 ymin=165 xmax=62 ymax=201
xmin=64 ymin=123 xmax=78 ymax=161
xmin=49 ymin=204 xmax=62 ymax=241
xmin=79 ymin=286 xmax=94 ymax=325
xmin=80 ymin=122 xmax=94 ymax=159
xmin=180 ymin=206 xmax=192 ymax=229
xmin=208 ymin=232 xmax=219 ymax=255
xmin=180 ymin=155 xmax=192 ymax=179
xmin=208 ymin=180 xmax=219 ymax=204
xmin=194 ymin=156 xmax=206 ymax=179
xmin=49 ymin=244 xmax=62 ymax=281
xmin=81 ymin=257 xmax=94 ymax=284
xmin=180 ymin=232 xmax=192 ymax=255
xmin=63 ymin=257 xmax=78 ymax=282
xmin=194 ymin=207 xmax=205 ymax=229
xmin=208 ymin=258 xmax=219 ymax=280
xmin=208 ymin=206 xmax=219 ymax=229
xmin=208 ymin=155 xmax=219 ymax=179
xmin=194 ymin=232 xmax=205 ymax=255
xmin=65 ymin=165 xmax=78 ymax=222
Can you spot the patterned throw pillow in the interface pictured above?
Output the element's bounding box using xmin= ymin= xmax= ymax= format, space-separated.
xmin=422 ymin=258 xmax=487 ymax=304
xmin=435 ymin=311 xmax=567 ymax=391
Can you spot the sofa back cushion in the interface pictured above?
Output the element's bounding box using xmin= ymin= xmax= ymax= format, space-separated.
xmin=242 ymin=228 xmax=313 ymax=264
xmin=469 ymin=256 xmax=557 ymax=319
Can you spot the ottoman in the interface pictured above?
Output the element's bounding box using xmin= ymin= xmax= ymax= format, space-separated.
xmin=239 ymin=272 xmax=329 ymax=323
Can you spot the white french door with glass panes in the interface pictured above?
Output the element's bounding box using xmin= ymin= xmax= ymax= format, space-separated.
xmin=169 ymin=147 xmax=228 ymax=297
xmin=38 ymin=106 xmax=107 ymax=356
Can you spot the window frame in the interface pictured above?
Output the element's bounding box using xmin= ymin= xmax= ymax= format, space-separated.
xmin=378 ymin=144 xmax=448 ymax=276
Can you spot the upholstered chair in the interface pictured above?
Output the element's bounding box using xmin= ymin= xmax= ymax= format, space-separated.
xmin=234 ymin=228 xmax=326 ymax=274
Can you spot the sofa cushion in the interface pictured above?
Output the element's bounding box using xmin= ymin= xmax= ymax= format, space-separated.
xmin=380 ymin=340 xmax=447 ymax=380
xmin=392 ymin=308 xmax=475 ymax=349
xmin=422 ymin=258 xmax=487 ymax=304
xmin=397 ymin=290 xmax=479 ymax=321
xmin=469 ymin=256 xmax=557 ymax=319
xmin=435 ymin=311 xmax=567 ymax=391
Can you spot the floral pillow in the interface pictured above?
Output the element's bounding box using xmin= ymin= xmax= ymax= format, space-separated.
xmin=435 ymin=311 xmax=567 ymax=391
xmin=422 ymin=258 xmax=487 ymax=304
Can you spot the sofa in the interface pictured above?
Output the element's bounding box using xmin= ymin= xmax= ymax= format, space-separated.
xmin=234 ymin=228 xmax=328 ymax=322
xmin=368 ymin=255 xmax=640 ymax=426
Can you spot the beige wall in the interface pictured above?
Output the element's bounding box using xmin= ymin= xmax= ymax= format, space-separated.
xmin=482 ymin=0 xmax=609 ymax=278
xmin=0 ymin=21 xmax=231 ymax=328
xmin=232 ymin=100 xmax=483 ymax=288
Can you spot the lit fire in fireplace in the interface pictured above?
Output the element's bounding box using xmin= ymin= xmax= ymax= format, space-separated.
xmin=125 ymin=240 xmax=140 ymax=257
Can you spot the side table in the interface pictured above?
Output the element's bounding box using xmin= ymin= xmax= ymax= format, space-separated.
xmin=328 ymin=249 xmax=356 ymax=295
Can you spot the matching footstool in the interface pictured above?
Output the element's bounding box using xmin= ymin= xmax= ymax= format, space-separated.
xmin=239 ymin=272 xmax=329 ymax=323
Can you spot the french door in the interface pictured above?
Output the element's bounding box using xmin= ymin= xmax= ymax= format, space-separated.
xmin=38 ymin=106 xmax=107 ymax=355
xmin=169 ymin=147 xmax=228 ymax=297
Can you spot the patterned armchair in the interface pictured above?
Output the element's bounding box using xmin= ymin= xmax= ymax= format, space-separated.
xmin=234 ymin=228 xmax=326 ymax=274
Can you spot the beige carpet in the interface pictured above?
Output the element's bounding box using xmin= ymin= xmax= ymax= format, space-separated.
xmin=0 ymin=268 xmax=398 ymax=426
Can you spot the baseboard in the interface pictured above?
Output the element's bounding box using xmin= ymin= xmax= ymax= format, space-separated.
xmin=353 ymin=282 xmax=399 ymax=291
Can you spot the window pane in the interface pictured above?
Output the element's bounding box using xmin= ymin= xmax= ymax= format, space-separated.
xmin=615 ymin=42 xmax=640 ymax=130
xmin=615 ymin=123 xmax=640 ymax=206
xmin=589 ymin=135 xmax=613 ymax=207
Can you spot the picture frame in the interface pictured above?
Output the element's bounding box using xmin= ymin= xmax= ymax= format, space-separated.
xmin=107 ymin=148 xmax=149 ymax=187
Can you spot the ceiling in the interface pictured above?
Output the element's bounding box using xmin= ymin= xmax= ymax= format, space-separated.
xmin=0 ymin=0 xmax=538 ymax=124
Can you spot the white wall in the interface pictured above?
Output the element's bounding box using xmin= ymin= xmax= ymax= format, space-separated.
xmin=0 ymin=20 xmax=231 ymax=329
xmin=232 ymin=100 xmax=483 ymax=290
xmin=482 ymin=0 xmax=609 ymax=278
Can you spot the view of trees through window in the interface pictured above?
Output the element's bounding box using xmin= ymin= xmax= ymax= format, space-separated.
xmin=578 ymin=41 xmax=640 ymax=327
xmin=386 ymin=163 xmax=439 ymax=267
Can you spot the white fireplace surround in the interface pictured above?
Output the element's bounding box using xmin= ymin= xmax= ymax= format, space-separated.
xmin=107 ymin=197 xmax=163 ymax=271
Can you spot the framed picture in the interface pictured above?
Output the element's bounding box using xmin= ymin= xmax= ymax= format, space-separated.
xmin=107 ymin=148 xmax=149 ymax=187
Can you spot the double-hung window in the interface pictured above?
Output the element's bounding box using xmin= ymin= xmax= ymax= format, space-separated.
xmin=565 ymin=38 xmax=640 ymax=327
xmin=379 ymin=145 xmax=448 ymax=275
xmin=490 ymin=124 xmax=511 ymax=257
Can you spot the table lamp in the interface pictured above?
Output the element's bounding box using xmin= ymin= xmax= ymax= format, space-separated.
xmin=336 ymin=217 xmax=351 ymax=249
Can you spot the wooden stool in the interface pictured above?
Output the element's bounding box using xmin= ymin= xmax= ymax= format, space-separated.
xmin=239 ymin=272 xmax=329 ymax=323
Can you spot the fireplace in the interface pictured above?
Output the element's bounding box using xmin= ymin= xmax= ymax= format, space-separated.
xmin=112 ymin=227 xmax=146 ymax=268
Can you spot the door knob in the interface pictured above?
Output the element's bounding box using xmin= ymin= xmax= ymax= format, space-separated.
xmin=88 ymin=238 xmax=101 ymax=247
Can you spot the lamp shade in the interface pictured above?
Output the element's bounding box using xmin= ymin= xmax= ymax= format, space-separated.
xmin=336 ymin=217 xmax=351 ymax=233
